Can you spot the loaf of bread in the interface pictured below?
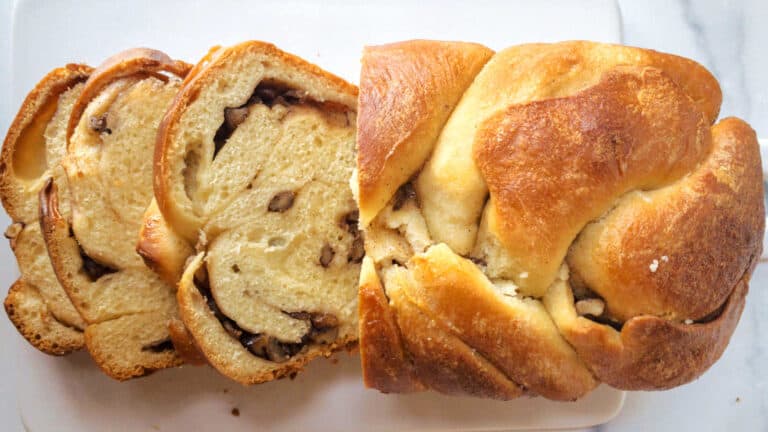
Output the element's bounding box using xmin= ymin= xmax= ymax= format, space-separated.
xmin=140 ymin=41 xmax=360 ymax=383
xmin=355 ymin=40 xmax=764 ymax=400
xmin=1 ymin=64 xmax=92 ymax=355
xmin=39 ymin=49 xmax=191 ymax=379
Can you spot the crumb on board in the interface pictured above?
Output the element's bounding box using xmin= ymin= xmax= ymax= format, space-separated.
xmin=289 ymin=371 xmax=298 ymax=380
xmin=331 ymin=357 xmax=339 ymax=365
xmin=231 ymin=407 xmax=240 ymax=417
xmin=223 ymin=388 xmax=229 ymax=394
xmin=736 ymin=397 xmax=741 ymax=403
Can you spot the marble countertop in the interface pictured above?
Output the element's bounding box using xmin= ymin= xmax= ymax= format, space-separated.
xmin=605 ymin=1 xmax=767 ymax=431
xmin=0 ymin=0 xmax=764 ymax=430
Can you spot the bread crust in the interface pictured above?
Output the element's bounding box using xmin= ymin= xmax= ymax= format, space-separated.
xmin=357 ymin=40 xmax=763 ymax=399
xmin=356 ymin=40 xmax=493 ymax=226
xmin=0 ymin=64 xmax=91 ymax=354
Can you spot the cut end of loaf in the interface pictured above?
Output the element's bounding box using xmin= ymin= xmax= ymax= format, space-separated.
xmin=156 ymin=40 xmax=361 ymax=384
xmin=0 ymin=64 xmax=93 ymax=355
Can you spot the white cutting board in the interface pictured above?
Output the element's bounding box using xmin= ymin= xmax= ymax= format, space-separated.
xmin=7 ymin=0 xmax=624 ymax=430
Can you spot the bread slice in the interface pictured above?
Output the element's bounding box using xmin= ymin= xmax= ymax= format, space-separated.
xmin=0 ymin=64 xmax=92 ymax=355
xmin=40 ymin=49 xmax=191 ymax=379
xmin=141 ymin=41 xmax=360 ymax=384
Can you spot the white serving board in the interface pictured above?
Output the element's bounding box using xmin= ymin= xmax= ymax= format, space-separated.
xmin=7 ymin=0 xmax=624 ymax=430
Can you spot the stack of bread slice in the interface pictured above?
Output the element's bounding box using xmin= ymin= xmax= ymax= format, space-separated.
xmin=2 ymin=41 xmax=361 ymax=384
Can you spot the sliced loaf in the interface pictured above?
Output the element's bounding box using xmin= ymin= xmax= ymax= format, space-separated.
xmin=0 ymin=64 xmax=92 ymax=355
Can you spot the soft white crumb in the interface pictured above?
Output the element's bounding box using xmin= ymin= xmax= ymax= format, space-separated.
xmin=575 ymin=298 xmax=605 ymax=317
xmin=649 ymin=259 xmax=659 ymax=272
xmin=661 ymin=255 xmax=669 ymax=262
xmin=197 ymin=229 xmax=208 ymax=248
xmin=494 ymin=280 xmax=519 ymax=298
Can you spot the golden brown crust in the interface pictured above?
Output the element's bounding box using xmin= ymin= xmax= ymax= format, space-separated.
xmin=136 ymin=199 xmax=193 ymax=286
xmin=567 ymin=117 xmax=764 ymax=321
xmin=547 ymin=117 xmax=764 ymax=389
xmin=0 ymin=64 xmax=91 ymax=355
xmin=357 ymin=40 xmax=761 ymax=400
xmin=4 ymin=280 xmax=84 ymax=355
xmin=386 ymin=269 xmax=524 ymax=399
xmin=66 ymin=48 xmax=191 ymax=146
xmin=475 ymin=66 xmax=709 ymax=297
xmin=356 ymin=40 xmax=493 ymax=226
xmin=358 ymin=257 xmax=424 ymax=393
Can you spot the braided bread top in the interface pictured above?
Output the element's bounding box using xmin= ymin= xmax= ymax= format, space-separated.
xmin=356 ymin=40 xmax=763 ymax=400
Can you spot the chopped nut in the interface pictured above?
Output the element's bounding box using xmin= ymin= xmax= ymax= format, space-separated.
xmin=319 ymin=244 xmax=335 ymax=267
xmin=468 ymin=256 xmax=487 ymax=267
xmin=392 ymin=182 xmax=416 ymax=211
xmin=222 ymin=320 xmax=242 ymax=339
xmin=89 ymin=114 xmax=111 ymax=134
xmin=80 ymin=249 xmax=118 ymax=282
xmin=231 ymin=263 xmax=240 ymax=273
xmin=310 ymin=326 xmax=339 ymax=344
xmin=575 ymin=298 xmax=605 ymax=317
xmin=347 ymin=235 xmax=364 ymax=264
xmin=224 ymin=106 xmax=249 ymax=129
xmin=310 ymin=313 xmax=339 ymax=330
xmin=265 ymin=337 xmax=290 ymax=363
xmin=141 ymin=338 xmax=174 ymax=353
xmin=241 ymin=333 xmax=268 ymax=357
xmin=267 ymin=191 xmax=295 ymax=212
xmin=255 ymin=85 xmax=280 ymax=105
xmin=340 ymin=210 xmax=359 ymax=234
xmin=287 ymin=311 xmax=312 ymax=321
